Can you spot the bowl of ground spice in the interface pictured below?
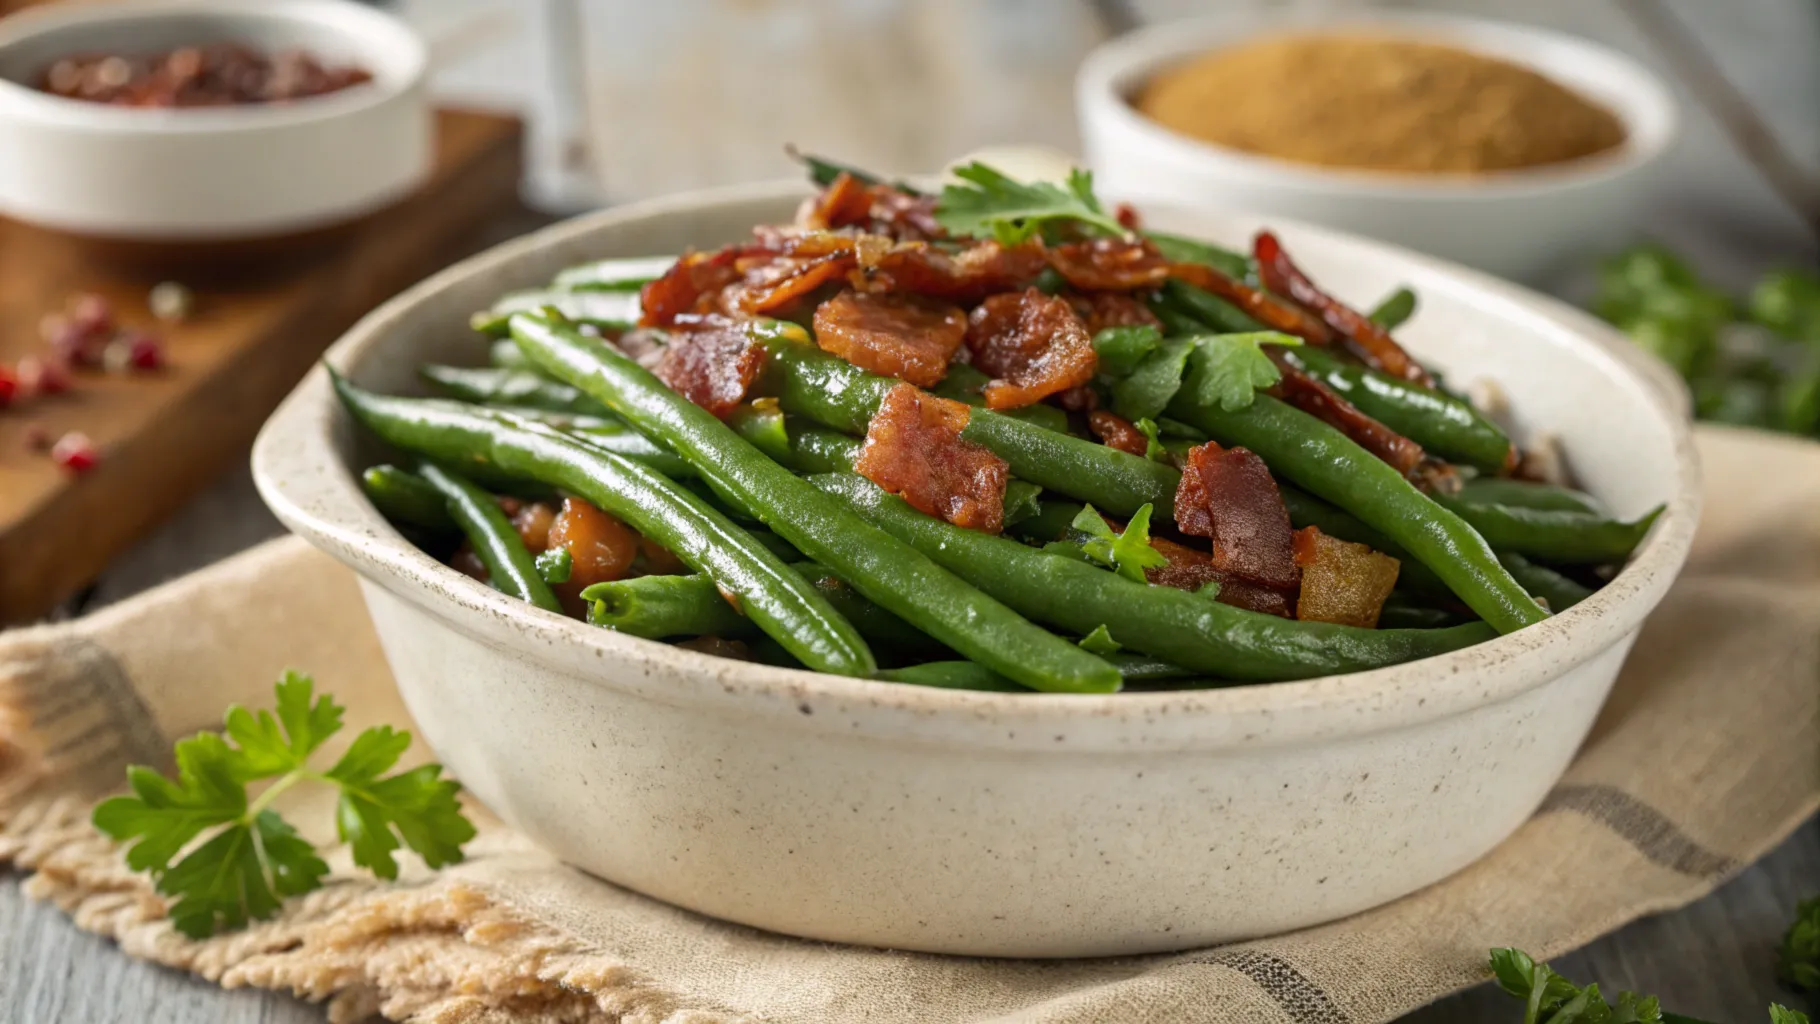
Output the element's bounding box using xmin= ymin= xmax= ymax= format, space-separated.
xmin=1078 ymin=12 xmax=1678 ymax=284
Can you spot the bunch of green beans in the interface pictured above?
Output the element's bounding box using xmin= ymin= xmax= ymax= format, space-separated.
xmin=334 ymin=237 xmax=1660 ymax=698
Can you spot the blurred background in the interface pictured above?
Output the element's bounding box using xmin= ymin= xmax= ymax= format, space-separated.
xmin=407 ymin=0 xmax=1820 ymax=283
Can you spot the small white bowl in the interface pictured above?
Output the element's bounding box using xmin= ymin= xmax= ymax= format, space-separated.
xmin=0 ymin=0 xmax=430 ymax=243
xmin=1077 ymin=12 xmax=1680 ymax=284
xmin=252 ymin=183 xmax=1698 ymax=958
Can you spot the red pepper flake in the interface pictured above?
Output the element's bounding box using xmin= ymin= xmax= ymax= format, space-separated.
xmin=1168 ymin=261 xmax=1334 ymax=343
xmin=122 ymin=330 xmax=165 ymax=371
xmin=1115 ymin=202 xmax=1144 ymax=232
xmin=1065 ymin=290 xmax=1163 ymax=335
xmin=1270 ymin=355 xmax=1427 ymax=478
xmin=1087 ymin=409 xmax=1149 ymax=457
xmin=811 ymin=289 xmax=967 ymax=387
xmin=639 ymin=248 xmax=746 ymax=326
xmin=1292 ymin=526 xmax=1401 ymax=628
xmin=1046 ymin=237 xmax=1171 ymax=291
xmin=854 ymin=382 xmax=1009 ymax=533
xmin=1173 ymin=441 xmax=1301 ymax=591
xmin=15 ymin=355 xmax=72 ymax=397
xmin=1145 ymin=535 xmax=1294 ymax=618
xmin=964 ymin=288 xmax=1098 ymax=410
xmin=1253 ymin=231 xmax=1433 ymax=386
xmin=50 ymin=431 xmax=98 ymax=474
xmin=653 ymin=314 xmax=767 ymax=419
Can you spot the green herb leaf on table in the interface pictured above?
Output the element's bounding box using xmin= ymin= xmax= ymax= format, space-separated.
xmin=934 ymin=163 xmax=1127 ymax=244
xmin=1489 ymin=948 xmax=1808 ymax=1024
xmin=1078 ymin=624 xmax=1122 ymax=655
xmin=1782 ymin=895 xmax=1820 ymax=992
xmin=91 ymin=672 xmax=476 ymax=938
xmin=1069 ymin=503 xmax=1168 ymax=583
xmin=1180 ymin=332 xmax=1304 ymax=413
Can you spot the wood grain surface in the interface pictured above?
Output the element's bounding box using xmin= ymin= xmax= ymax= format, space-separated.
xmin=0 ymin=108 xmax=524 ymax=625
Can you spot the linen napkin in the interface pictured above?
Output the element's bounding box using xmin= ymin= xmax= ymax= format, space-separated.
xmin=2 ymin=425 xmax=1816 ymax=1024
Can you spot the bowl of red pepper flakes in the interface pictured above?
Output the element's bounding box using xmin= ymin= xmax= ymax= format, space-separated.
xmin=0 ymin=0 xmax=430 ymax=268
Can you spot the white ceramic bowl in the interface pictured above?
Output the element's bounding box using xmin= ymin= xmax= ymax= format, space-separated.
xmin=0 ymin=0 xmax=430 ymax=241
xmin=251 ymin=182 xmax=1699 ymax=958
xmin=1077 ymin=11 xmax=1680 ymax=285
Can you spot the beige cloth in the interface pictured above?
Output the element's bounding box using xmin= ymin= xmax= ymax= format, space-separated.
xmin=2 ymin=424 xmax=1816 ymax=1024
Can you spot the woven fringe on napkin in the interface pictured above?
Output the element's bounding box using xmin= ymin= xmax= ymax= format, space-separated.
xmin=2 ymin=425 xmax=1817 ymax=1024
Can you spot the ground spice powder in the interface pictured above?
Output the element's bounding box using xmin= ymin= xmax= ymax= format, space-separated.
xmin=1135 ymin=35 xmax=1627 ymax=175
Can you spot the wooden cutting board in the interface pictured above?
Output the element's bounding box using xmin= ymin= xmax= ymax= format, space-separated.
xmin=0 ymin=108 xmax=525 ymax=624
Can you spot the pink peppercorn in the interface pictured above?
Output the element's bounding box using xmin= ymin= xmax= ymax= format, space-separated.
xmin=50 ymin=431 xmax=98 ymax=473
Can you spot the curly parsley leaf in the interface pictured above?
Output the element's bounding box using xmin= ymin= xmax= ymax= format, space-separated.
xmin=1070 ymin=504 xmax=1169 ymax=583
xmin=934 ymin=163 xmax=1126 ymax=245
xmin=1181 ymin=332 xmax=1304 ymax=413
xmin=1489 ymin=948 xmax=1803 ymax=1024
xmin=91 ymin=672 xmax=475 ymax=938
xmin=1133 ymin=417 xmax=1172 ymax=464
xmin=1782 ymin=895 xmax=1820 ymax=992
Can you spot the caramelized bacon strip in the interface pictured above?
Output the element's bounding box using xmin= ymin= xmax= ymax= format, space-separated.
xmin=1088 ymin=409 xmax=1149 ymax=458
xmin=652 ymin=314 xmax=766 ymax=419
xmin=1269 ymin=353 xmax=1427 ymax=479
xmin=964 ymin=288 xmax=1098 ymax=410
xmin=1292 ymin=526 xmax=1401 ymax=628
xmin=1173 ymin=442 xmax=1301 ymax=591
xmin=639 ymin=247 xmax=745 ymax=326
xmin=730 ymin=251 xmax=856 ymax=316
xmin=1046 ymin=237 xmax=1171 ymax=291
xmin=869 ymin=240 xmax=1047 ymax=304
xmin=807 ymin=171 xmax=875 ymax=228
xmin=1253 ymin=231 xmax=1434 ymax=386
xmin=800 ymin=173 xmax=944 ymax=241
xmin=1168 ymin=261 xmax=1333 ymax=343
xmin=811 ymin=289 xmax=966 ymax=387
xmin=1145 ymin=535 xmax=1294 ymax=618
xmin=1066 ymin=290 xmax=1163 ymax=335
xmin=854 ymin=383 xmax=1009 ymax=533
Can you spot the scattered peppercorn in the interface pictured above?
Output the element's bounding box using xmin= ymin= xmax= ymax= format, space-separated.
xmin=50 ymin=431 xmax=98 ymax=473
xmin=149 ymin=281 xmax=194 ymax=323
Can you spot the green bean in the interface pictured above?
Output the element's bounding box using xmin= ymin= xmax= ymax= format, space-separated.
xmin=813 ymin=472 xmax=1497 ymax=680
xmin=1170 ymin=393 xmax=1547 ymax=634
xmin=331 ymin=372 xmax=876 ymax=677
xmin=490 ymin=339 xmax=533 ymax=369
xmin=421 ymin=365 xmax=611 ymax=416
xmin=877 ymin=662 xmax=1028 ymax=692
xmin=1456 ymin=478 xmax=1605 ymax=515
xmin=1367 ymin=287 xmax=1417 ymax=330
xmin=1145 ymin=231 xmax=1251 ymax=279
xmin=470 ymin=289 xmax=639 ymax=338
xmin=751 ymin=321 xmax=1178 ymax=517
xmin=1276 ymin=346 xmax=1514 ymax=473
xmin=1433 ymin=493 xmax=1662 ymax=566
xmin=1376 ymin=593 xmax=1467 ymax=630
xmin=585 ymin=573 xmax=750 ymax=639
xmin=416 ymin=462 xmax=562 ymax=613
xmin=550 ymin=255 xmax=673 ymax=291
xmin=1497 ymin=553 xmax=1595 ymax=612
xmin=1149 ymin=300 xmax=1214 ymax=339
xmin=934 ymin=364 xmax=1074 ymax=433
xmin=1103 ymin=653 xmax=1198 ymax=684
xmin=1159 ymin=279 xmax=1267 ymax=334
xmin=509 ymin=313 xmax=1119 ymax=694
xmin=361 ymin=464 xmax=456 ymax=532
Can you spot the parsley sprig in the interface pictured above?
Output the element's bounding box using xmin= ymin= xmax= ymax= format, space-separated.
xmin=1068 ymin=503 xmax=1169 ymax=583
xmin=934 ymin=162 xmax=1127 ymax=244
xmin=1491 ymin=949 xmax=1810 ymax=1024
xmin=1783 ymin=896 xmax=1820 ymax=992
xmin=92 ymin=672 xmax=476 ymax=939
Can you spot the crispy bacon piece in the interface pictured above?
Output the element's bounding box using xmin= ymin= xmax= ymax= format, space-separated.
xmin=1088 ymin=409 xmax=1149 ymax=457
xmin=869 ymin=240 xmax=1047 ymax=303
xmin=549 ymin=496 xmax=642 ymax=616
xmin=1167 ymin=261 xmax=1333 ymax=343
xmin=1254 ymin=231 xmax=1434 ymax=386
xmin=639 ymin=248 xmax=745 ymax=326
xmin=854 ymin=383 xmax=1009 ymax=533
xmin=729 ymin=251 xmax=856 ymax=316
xmin=964 ymin=288 xmax=1098 ymax=410
xmin=653 ymin=314 xmax=767 ymax=419
xmin=1066 ymin=290 xmax=1163 ymax=335
xmin=1269 ymin=355 xmax=1427 ymax=479
xmin=1047 ymin=237 xmax=1171 ymax=291
xmin=812 ymin=289 xmax=966 ymax=387
xmin=800 ymin=174 xmax=944 ymax=241
xmin=1145 ymin=535 xmax=1294 ymax=618
xmin=808 ymin=172 xmax=875 ymax=228
xmin=1292 ymin=526 xmax=1401 ymax=628
xmin=1173 ymin=442 xmax=1301 ymax=591
xmin=1055 ymin=386 xmax=1099 ymax=413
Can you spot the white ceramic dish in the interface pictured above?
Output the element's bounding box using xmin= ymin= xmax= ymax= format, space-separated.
xmin=1077 ymin=11 xmax=1679 ymax=284
xmin=0 ymin=0 xmax=429 ymax=241
xmin=252 ymin=182 xmax=1699 ymax=958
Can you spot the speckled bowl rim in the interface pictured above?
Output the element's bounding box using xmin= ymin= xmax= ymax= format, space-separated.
xmin=253 ymin=180 xmax=1701 ymax=755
